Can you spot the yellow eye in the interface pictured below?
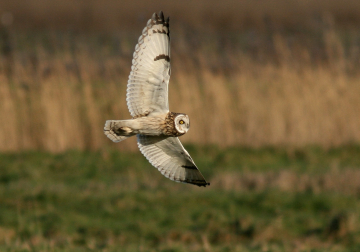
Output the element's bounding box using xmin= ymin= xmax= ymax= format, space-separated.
xmin=179 ymin=120 xmax=184 ymax=124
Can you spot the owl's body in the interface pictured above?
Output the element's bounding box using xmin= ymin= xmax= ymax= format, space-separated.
xmin=104 ymin=11 xmax=209 ymax=187
xmin=104 ymin=112 xmax=189 ymax=141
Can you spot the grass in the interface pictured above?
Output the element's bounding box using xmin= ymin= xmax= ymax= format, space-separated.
xmin=1 ymin=146 xmax=360 ymax=251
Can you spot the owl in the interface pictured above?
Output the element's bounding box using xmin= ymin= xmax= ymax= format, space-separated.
xmin=104 ymin=11 xmax=210 ymax=187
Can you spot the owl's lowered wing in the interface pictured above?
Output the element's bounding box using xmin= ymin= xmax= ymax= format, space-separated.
xmin=137 ymin=135 xmax=210 ymax=187
xmin=126 ymin=11 xmax=171 ymax=118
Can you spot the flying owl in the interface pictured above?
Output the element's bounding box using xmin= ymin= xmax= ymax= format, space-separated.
xmin=104 ymin=11 xmax=210 ymax=187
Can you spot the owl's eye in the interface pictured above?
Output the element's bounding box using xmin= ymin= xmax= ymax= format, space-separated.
xmin=179 ymin=120 xmax=184 ymax=124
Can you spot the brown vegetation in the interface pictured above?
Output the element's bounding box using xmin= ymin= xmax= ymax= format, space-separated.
xmin=0 ymin=1 xmax=360 ymax=152
xmin=3 ymin=0 xmax=360 ymax=32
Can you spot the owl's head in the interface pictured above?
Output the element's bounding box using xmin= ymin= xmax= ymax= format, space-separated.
xmin=174 ymin=114 xmax=190 ymax=134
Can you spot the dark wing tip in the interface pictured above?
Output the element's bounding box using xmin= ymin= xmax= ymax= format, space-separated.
xmin=152 ymin=12 xmax=157 ymax=20
xmin=151 ymin=11 xmax=169 ymax=27
xmin=194 ymin=181 xmax=210 ymax=187
xmin=159 ymin=11 xmax=164 ymax=20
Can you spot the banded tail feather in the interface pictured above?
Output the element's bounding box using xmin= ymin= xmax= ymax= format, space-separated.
xmin=104 ymin=120 xmax=134 ymax=143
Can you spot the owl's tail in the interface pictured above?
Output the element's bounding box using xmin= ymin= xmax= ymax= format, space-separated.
xmin=104 ymin=120 xmax=136 ymax=143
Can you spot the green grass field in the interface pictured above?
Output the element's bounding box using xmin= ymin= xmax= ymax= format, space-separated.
xmin=1 ymin=145 xmax=360 ymax=251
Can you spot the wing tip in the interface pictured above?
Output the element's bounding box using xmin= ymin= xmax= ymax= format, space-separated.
xmin=176 ymin=178 xmax=210 ymax=187
xmin=195 ymin=181 xmax=210 ymax=187
xmin=152 ymin=11 xmax=169 ymax=26
xmin=159 ymin=11 xmax=164 ymax=20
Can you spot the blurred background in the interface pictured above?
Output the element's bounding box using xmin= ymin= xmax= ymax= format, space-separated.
xmin=1 ymin=0 xmax=360 ymax=251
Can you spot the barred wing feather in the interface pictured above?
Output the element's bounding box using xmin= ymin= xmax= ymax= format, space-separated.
xmin=126 ymin=11 xmax=171 ymax=118
xmin=137 ymin=135 xmax=210 ymax=187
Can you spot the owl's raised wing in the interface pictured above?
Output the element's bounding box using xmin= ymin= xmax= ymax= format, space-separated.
xmin=126 ymin=11 xmax=171 ymax=118
xmin=137 ymin=135 xmax=210 ymax=187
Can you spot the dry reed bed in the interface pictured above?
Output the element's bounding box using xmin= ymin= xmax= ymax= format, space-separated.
xmin=0 ymin=23 xmax=360 ymax=152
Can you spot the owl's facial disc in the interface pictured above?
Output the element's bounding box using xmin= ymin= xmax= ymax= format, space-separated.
xmin=174 ymin=114 xmax=190 ymax=134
